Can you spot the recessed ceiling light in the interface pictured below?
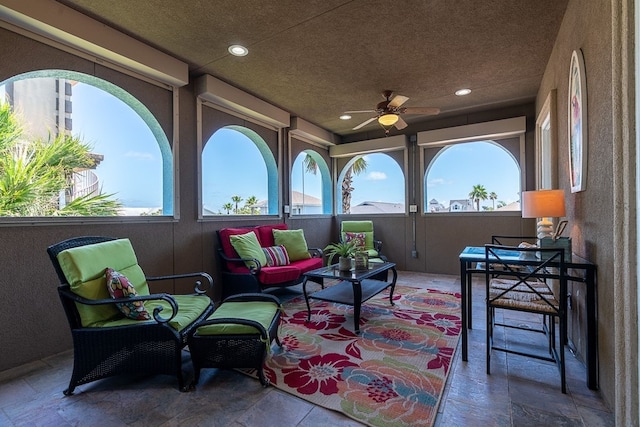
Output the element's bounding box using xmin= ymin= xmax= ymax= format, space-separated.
xmin=339 ymin=114 xmax=352 ymax=120
xmin=228 ymin=44 xmax=248 ymax=56
xmin=455 ymin=88 xmax=472 ymax=96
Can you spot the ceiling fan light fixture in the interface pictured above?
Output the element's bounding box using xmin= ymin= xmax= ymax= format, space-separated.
xmin=378 ymin=113 xmax=399 ymax=126
xmin=455 ymin=88 xmax=471 ymax=96
xmin=339 ymin=114 xmax=352 ymax=120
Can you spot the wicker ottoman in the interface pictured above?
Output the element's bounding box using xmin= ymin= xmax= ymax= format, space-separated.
xmin=188 ymin=293 xmax=281 ymax=387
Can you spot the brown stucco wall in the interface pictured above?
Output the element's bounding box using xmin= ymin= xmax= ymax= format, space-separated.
xmin=537 ymin=0 xmax=616 ymax=409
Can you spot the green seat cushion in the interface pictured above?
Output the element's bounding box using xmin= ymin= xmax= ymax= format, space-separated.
xmin=230 ymin=231 xmax=267 ymax=269
xmin=341 ymin=221 xmax=375 ymax=252
xmin=57 ymin=239 xmax=150 ymax=327
xmin=92 ymin=294 xmax=211 ymax=332
xmin=196 ymin=301 xmax=279 ymax=336
xmin=273 ymin=229 xmax=311 ymax=261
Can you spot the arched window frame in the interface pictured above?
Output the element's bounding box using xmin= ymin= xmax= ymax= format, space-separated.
xmin=418 ymin=117 xmax=527 ymax=215
xmin=289 ymin=149 xmax=332 ymax=216
xmin=200 ymin=125 xmax=278 ymax=216
xmin=0 ymin=69 xmax=176 ymax=222
xmin=329 ymin=135 xmax=409 ymax=216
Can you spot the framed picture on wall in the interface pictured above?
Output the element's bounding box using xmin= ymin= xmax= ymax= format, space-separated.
xmin=568 ymin=49 xmax=588 ymax=193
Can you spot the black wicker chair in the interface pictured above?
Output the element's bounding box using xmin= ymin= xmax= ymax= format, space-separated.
xmin=47 ymin=236 xmax=215 ymax=394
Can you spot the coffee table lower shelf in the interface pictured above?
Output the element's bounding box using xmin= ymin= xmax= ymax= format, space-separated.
xmin=304 ymin=278 xmax=395 ymax=333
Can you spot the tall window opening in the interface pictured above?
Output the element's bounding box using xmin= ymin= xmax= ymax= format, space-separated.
xmin=338 ymin=153 xmax=405 ymax=214
xmin=201 ymin=126 xmax=277 ymax=215
xmin=290 ymin=150 xmax=331 ymax=215
xmin=424 ymin=141 xmax=520 ymax=213
xmin=0 ymin=71 xmax=171 ymax=217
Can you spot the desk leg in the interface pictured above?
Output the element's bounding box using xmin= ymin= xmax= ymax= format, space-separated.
xmin=585 ymin=267 xmax=598 ymax=390
xmin=460 ymin=259 xmax=468 ymax=362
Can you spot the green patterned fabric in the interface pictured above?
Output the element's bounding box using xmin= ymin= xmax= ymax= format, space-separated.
xmin=196 ymin=301 xmax=279 ymax=336
xmin=230 ymin=231 xmax=268 ymax=269
xmin=93 ymin=294 xmax=212 ymax=331
xmin=341 ymin=220 xmax=378 ymax=256
xmin=273 ymin=228 xmax=311 ymax=261
xmin=57 ymin=239 xmax=149 ymax=327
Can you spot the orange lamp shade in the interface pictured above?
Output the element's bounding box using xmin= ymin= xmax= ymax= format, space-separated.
xmin=521 ymin=189 xmax=566 ymax=218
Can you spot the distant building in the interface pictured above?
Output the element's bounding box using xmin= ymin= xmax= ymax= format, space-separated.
xmin=428 ymin=198 xmax=446 ymax=212
xmin=496 ymin=201 xmax=520 ymax=211
xmin=449 ymin=199 xmax=475 ymax=212
xmin=350 ymin=201 xmax=404 ymax=214
xmin=5 ymin=78 xmax=102 ymax=205
xmin=255 ymin=190 xmax=322 ymax=215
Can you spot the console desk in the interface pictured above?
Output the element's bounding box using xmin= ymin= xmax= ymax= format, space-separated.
xmin=459 ymin=246 xmax=598 ymax=390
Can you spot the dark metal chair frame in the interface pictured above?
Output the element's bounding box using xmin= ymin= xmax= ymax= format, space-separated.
xmin=484 ymin=244 xmax=568 ymax=393
xmin=47 ymin=236 xmax=215 ymax=394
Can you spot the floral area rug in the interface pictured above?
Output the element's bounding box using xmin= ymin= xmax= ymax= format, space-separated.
xmin=255 ymin=285 xmax=461 ymax=427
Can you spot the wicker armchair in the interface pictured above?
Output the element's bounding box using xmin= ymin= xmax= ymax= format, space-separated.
xmin=47 ymin=236 xmax=214 ymax=394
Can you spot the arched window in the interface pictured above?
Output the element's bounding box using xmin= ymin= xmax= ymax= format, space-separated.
xmin=424 ymin=141 xmax=521 ymax=213
xmin=338 ymin=152 xmax=405 ymax=214
xmin=0 ymin=71 xmax=171 ymax=217
xmin=290 ymin=150 xmax=331 ymax=215
xmin=201 ymin=126 xmax=277 ymax=215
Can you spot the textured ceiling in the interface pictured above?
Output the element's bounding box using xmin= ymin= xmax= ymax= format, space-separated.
xmin=56 ymin=0 xmax=569 ymax=137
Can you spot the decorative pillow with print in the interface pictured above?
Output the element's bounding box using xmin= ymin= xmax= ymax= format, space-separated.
xmin=344 ymin=232 xmax=366 ymax=251
xmin=262 ymin=245 xmax=290 ymax=266
xmin=105 ymin=267 xmax=151 ymax=320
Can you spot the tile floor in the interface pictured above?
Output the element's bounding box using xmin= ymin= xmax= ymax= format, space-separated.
xmin=0 ymin=272 xmax=614 ymax=426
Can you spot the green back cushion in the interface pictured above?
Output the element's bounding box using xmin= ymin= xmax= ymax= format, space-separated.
xmin=57 ymin=239 xmax=149 ymax=327
xmin=196 ymin=301 xmax=279 ymax=336
xmin=341 ymin=221 xmax=375 ymax=251
xmin=273 ymin=229 xmax=311 ymax=261
xmin=230 ymin=231 xmax=268 ymax=269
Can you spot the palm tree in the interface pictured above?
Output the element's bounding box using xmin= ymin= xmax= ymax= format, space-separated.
xmin=301 ymin=153 xmax=318 ymax=213
xmin=222 ymin=202 xmax=233 ymax=214
xmin=468 ymin=184 xmax=488 ymax=211
xmin=245 ymin=195 xmax=259 ymax=215
xmin=489 ymin=191 xmax=498 ymax=210
xmin=341 ymin=157 xmax=367 ymax=213
xmin=0 ymin=103 xmax=121 ymax=216
xmin=231 ymin=195 xmax=243 ymax=214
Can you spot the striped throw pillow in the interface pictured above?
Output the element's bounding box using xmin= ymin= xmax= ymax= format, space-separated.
xmin=262 ymin=245 xmax=290 ymax=266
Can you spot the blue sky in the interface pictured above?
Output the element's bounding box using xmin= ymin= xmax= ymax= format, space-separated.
xmin=3 ymin=79 xmax=521 ymax=212
xmin=71 ymin=84 xmax=162 ymax=208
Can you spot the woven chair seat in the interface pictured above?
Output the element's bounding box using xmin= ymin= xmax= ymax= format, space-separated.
xmin=489 ymin=279 xmax=559 ymax=313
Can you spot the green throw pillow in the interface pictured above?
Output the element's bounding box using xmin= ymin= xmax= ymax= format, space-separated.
xmin=230 ymin=231 xmax=268 ymax=269
xmin=273 ymin=229 xmax=311 ymax=261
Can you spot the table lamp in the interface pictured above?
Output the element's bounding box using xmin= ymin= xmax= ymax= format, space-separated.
xmin=521 ymin=189 xmax=567 ymax=240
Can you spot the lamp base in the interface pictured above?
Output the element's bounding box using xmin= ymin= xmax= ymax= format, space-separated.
xmin=536 ymin=218 xmax=554 ymax=239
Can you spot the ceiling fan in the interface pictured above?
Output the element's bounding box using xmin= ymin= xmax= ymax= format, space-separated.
xmin=344 ymin=90 xmax=440 ymax=135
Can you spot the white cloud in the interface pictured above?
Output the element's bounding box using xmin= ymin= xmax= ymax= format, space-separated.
xmin=427 ymin=178 xmax=446 ymax=187
xmin=124 ymin=151 xmax=154 ymax=161
xmin=366 ymin=171 xmax=387 ymax=180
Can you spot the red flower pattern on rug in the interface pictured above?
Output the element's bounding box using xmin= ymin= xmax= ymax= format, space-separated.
xmin=246 ymin=285 xmax=461 ymax=427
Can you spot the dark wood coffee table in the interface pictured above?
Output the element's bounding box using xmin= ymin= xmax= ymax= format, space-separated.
xmin=302 ymin=261 xmax=397 ymax=333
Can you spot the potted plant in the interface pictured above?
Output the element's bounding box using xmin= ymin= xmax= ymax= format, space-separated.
xmin=324 ymin=240 xmax=357 ymax=271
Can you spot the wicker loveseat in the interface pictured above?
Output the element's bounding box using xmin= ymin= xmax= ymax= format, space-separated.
xmin=47 ymin=236 xmax=214 ymax=394
xmin=217 ymin=224 xmax=323 ymax=299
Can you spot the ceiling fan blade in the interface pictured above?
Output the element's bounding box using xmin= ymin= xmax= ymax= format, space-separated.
xmin=394 ymin=116 xmax=408 ymax=130
xmin=343 ymin=109 xmax=376 ymax=114
xmin=352 ymin=116 xmax=377 ymax=130
xmin=388 ymin=95 xmax=409 ymax=108
xmin=401 ymin=107 xmax=440 ymax=115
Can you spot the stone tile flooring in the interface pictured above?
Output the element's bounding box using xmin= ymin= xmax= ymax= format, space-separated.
xmin=0 ymin=272 xmax=614 ymax=426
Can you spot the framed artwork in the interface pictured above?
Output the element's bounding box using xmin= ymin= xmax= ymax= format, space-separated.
xmin=568 ymin=49 xmax=588 ymax=193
